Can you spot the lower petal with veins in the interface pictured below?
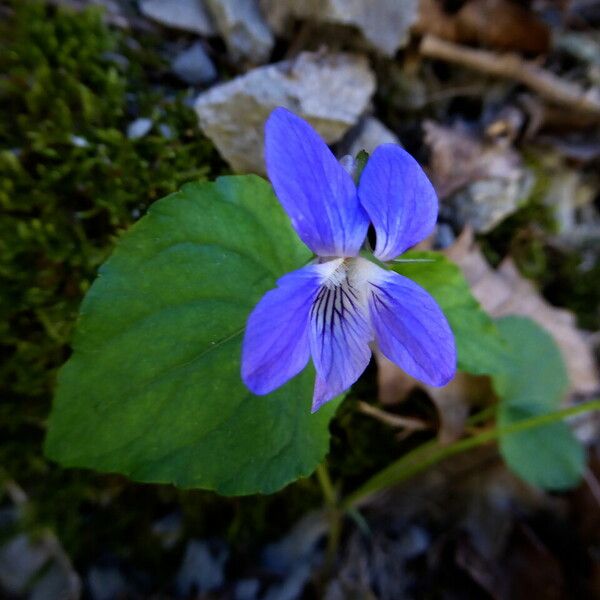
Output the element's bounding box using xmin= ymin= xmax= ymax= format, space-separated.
xmin=309 ymin=259 xmax=373 ymax=412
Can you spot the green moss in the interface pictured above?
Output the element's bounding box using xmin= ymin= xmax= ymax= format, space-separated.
xmin=480 ymin=157 xmax=600 ymax=330
xmin=0 ymin=0 xmax=227 ymax=554
xmin=0 ymin=3 xmax=335 ymax=570
xmin=543 ymin=251 xmax=600 ymax=331
xmin=480 ymin=159 xmax=555 ymax=275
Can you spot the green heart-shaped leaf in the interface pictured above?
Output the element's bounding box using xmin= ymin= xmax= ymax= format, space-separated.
xmin=394 ymin=255 xmax=584 ymax=489
xmin=45 ymin=175 xmax=339 ymax=495
xmin=494 ymin=316 xmax=584 ymax=490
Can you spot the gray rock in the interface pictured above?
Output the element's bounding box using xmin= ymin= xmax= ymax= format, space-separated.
xmin=261 ymin=512 xmax=329 ymax=600
xmin=31 ymin=562 xmax=80 ymax=600
xmin=0 ymin=534 xmax=49 ymax=594
xmin=234 ymin=578 xmax=260 ymax=600
xmin=205 ymin=0 xmax=273 ymax=63
xmin=0 ymin=533 xmax=80 ymax=599
xmin=260 ymin=0 xmax=419 ymax=56
xmin=435 ymin=223 xmax=456 ymax=249
xmin=263 ymin=564 xmax=313 ymax=600
xmin=172 ymin=42 xmax=217 ymax=85
xmin=425 ymin=121 xmax=536 ymax=233
xmin=342 ymin=116 xmax=400 ymax=158
xmin=127 ymin=117 xmax=153 ymax=140
xmin=0 ymin=507 xmax=18 ymax=530
xmin=87 ymin=566 xmax=128 ymax=600
xmin=176 ymin=540 xmax=228 ymax=596
xmin=70 ymin=135 xmax=89 ymax=148
xmin=450 ymin=173 xmax=535 ymax=233
xmin=151 ymin=512 xmax=183 ymax=549
xmin=195 ymin=51 xmax=375 ymax=172
xmin=139 ymin=0 xmax=215 ymax=35
xmin=262 ymin=511 xmax=328 ymax=574
xmin=159 ymin=123 xmax=174 ymax=139
xmin=395 ymin=524 xmax=430 ymax=559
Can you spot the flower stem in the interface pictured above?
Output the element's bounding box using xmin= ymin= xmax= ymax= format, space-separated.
xmin=315 ymin=462 xmax=342 ymax=573
xmin=341 ymin=399 xmax=600 ymax=510
xmin=315 ymin=463 xmax=336 ymax=508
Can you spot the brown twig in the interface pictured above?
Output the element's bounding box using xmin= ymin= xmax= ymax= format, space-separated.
xmin=420 ymin=35 xmax=600 ymax=118
xmin=357 ymin=401 xmax=429 ymax=431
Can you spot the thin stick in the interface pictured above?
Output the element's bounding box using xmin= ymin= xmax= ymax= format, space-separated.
xmin=357 ymin=401 xmax=429 ymax=431
xmin=420 ymin=35 xmax=600 ymax=118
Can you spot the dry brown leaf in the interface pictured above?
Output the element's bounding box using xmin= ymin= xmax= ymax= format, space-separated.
xmin=426 ymin=373 xmax=495 ymax=444
xmin=376 ymin=351 xmax=420 ymax=406
xmin=416 ymin=0 xmax=550 ymax=54
xmin=424 ymin=120 xmax=529 ymax=200
xmin=445 ymin=228 xmax=599 ymax=394
xmin=424 ymin=121 xmax=534 ymax=232
xmin=377 ymin=350 xmax=494 ymax=444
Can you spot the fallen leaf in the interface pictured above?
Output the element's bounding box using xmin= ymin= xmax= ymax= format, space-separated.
xmin=427 ymin=372 xmax=493 ymax=444
xmin=415 ymin=0 xmax=550 ymax=54
xmin=376 ymin=351 xmax=420 ymax=406
xmin=377 ymin=358 xmax=495 ymax=444
xmin=445 ymin=228 xmax=599 ymax=395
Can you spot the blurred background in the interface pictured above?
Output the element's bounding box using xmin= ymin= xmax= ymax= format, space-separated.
xmin=1 ymin=0 xmax=600 ymax=598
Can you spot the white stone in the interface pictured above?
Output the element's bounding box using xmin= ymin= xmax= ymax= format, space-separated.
xmin=260 ymin=0 xmax=419 ymax=56
xmin=139 ymin=0 xmax=215 ymax=36
xmin=195 ymin=51 xmax=375 ymax=172
xmin=205 ymin=0 xmax=273 ymax=63
xmin=127 ymin=118 xmax=153 ymax=140
xmin=344 ymin=116 xmax=400 ymax=157
xmin=172 ymin=42 xmax=217 ymax=85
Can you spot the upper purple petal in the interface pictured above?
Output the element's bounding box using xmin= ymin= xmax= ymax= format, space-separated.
xmin=358 ymin=144 xmax=438 ymax=261
xmin=265 ymin=107 xmax=369 ymax=257
xmin=241 ymin=263 xmax=323 ymax=395
xmin=309 ymin=261 xmax=373 ymax=412
xmin=366 ymin=264 xmax=456 ymax=386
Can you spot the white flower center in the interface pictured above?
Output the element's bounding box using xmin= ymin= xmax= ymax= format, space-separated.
xmin=318 ymin=256 xmax=382 ymax=309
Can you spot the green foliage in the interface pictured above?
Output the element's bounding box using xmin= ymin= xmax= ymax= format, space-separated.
xmin=393 ymin=253 xmax=584 ymax=490
xmin=493 ymin=316 xmax=585 ymax=490
xmin=393 ymin=251 xmax=507 ymax=375
xmin=0 ymin=3 xmax=223 ymax=407
xmin=353 ymin=149 xmax=370 ymax=183
xmin=0 ymin=0 xmax=225 ymax=546
xmin=46 ymin=237 xmax=582 ymax=494
xmin=544 ymin=250 xmax=600 ymax=331
xmin=45 ymin=177 xmax=341 ymax=495
xmin=0 ymin=2 xmax=121 ymax=144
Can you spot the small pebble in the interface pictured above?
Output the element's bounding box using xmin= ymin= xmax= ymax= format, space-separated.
xmin=127 ymin=118 xmax=153 ymax=140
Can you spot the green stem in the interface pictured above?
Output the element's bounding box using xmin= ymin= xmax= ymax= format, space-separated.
xmin=466 ymin=403 xmax=497 ymax=427
xmin=324 ymin=508 xmax=342 ymax=573
xmin=342 ymin=399 xmax=600 ymax=510
xmin=315 ymin=463 xmax=342 ymax=573
xmin=315 ymin=463 xmax=336 ymax=508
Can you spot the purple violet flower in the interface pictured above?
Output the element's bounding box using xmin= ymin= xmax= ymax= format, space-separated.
xmin=241 ymin=108 xmax=456 ymax=412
